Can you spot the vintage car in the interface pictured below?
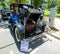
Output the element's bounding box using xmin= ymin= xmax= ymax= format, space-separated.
xmin=9 ymin=3 xmax=46 ymax=42
xmin=1 ymin=8 xmax=11 ymax=20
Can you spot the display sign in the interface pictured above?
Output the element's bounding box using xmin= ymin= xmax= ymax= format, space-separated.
xmin=20 ymin=39 xmax=29 ymax=53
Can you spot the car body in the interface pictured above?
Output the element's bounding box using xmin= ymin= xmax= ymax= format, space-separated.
xmin=9 ymin=3 xmax=46 ymax=42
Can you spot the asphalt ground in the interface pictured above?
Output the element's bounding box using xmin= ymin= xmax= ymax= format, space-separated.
xmin=0 ymin=20 xmax=60 ymax=54
xmin=0 ymin=16 xmax=60 ymax=54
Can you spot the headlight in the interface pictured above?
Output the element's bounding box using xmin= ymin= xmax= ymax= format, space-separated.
xmin=8 ymin=17 xmax=11 ymax=19
xmin=16 ymin=23 xmax=24 ymax=32
xmin=37 ymin=20 xmax=46 ymax=26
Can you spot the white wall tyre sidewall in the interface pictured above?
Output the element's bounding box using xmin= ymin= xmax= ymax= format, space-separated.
xmin=15 ymin=27 xmax=20 ymax=42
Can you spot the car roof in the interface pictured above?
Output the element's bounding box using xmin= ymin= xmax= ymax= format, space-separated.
xmin=10 ymin=3 xmax=34 ymax=8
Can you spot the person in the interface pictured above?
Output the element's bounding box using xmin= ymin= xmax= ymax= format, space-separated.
xmin=19 ymin=7 xmax=25 ymax=19
xmin=38 ymin=5 xmax=44 ymax=20
xmin=10 ymin=10 xmax=19 ymax=23
xmin=49 ymin=0 xmax=56 ymax=28
xmin=37 ymin=5 xmax=46 ymax=32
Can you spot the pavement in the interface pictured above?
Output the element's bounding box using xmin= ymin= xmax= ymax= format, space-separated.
xmin=0 ymin=27 xmax=60 ymax=54
xmin=0 ymin=21 xmax=22 ymax=54
xmin=44 ymin=17 xmax=60 ymax=40
xmin=0 ymin=17 xmax=60 ymax=54
xmin=30 ymin=33 xmax=60 ymax=54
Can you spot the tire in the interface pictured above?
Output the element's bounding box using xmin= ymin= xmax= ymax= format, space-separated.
xmin=41 ymin=26 xmax=45 ymax=32
xmin=15 ymin=27 xmax=23 ymax=42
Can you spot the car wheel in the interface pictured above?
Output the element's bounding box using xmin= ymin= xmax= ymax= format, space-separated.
xmin=41 ymin=26 xmax=45 ymax=32
xmin=15 ymin=27 xmax=21 ymax=42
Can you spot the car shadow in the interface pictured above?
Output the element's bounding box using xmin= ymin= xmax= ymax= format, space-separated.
xmin=29 ymin=34 xmax=49 ymax=53
xmin=9 ymin=25 xmax=49 ymax=53
xmin=50 ymin=27 xmax=59 ymax=31
xmin=46 ymin=32 xmax=60 ymax=40
xmin=9 ymin=25 xmax=20 ymax=50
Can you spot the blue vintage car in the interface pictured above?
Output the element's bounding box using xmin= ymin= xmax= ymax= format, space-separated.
xmin=9 ymin=3 xmax=46 ymax=42
xmin=1 ymin=7 xmax=11 ymax=20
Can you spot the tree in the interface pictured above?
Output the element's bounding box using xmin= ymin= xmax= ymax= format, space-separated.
xmin=14 ymin=0 xmax=21 ymax=3
xmin=32 ymin=0 xmax=44 ymax=9
xmin=10 ymin=0 xmax=29 ymax=4
xmin=47 ymin=0 xmax=53 ymax=8
xmin=56 ymin=0 xmax=60 ymax=13
xmin=47 ymin=0 xmax=57 ymax=9
xmin=21 ymin=0 xmax=29 ymax=4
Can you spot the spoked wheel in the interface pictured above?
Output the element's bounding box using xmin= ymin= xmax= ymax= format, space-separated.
xmin=15 ymin=27 xmax=23 ymax=42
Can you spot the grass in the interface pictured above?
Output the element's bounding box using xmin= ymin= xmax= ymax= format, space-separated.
xmin=0 ymin=6 xmax=3 ymax=10
xmin=56 ymin=13 xmax=60 ymax=18
xmin=44 ymin=10 xmax=60 ymax=18
xmin=44 ymin=10 xmax=50 ymax=16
